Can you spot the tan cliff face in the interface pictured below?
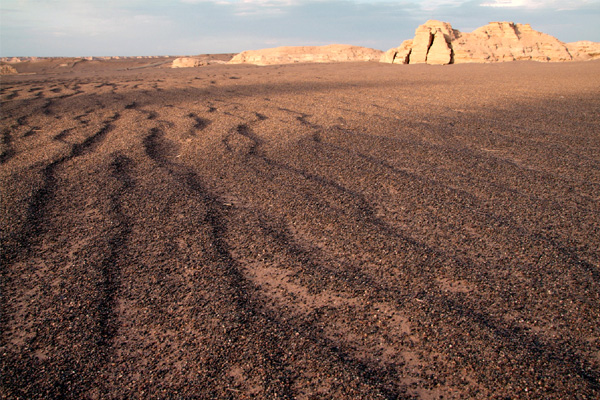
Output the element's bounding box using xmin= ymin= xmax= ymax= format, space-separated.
xmin=382 ymin=20 xmax=597 ymax=65
xmin=455 ymin=22 xmax=573 ymax=63
xmin=566 ymin=41 xmax=600 ymax=60
xmin=409 ymin=20 xmax=457 ymax=64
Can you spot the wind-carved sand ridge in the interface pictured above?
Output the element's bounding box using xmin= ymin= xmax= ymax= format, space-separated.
xmin=1 ymin=52 xmax=600 ymax=399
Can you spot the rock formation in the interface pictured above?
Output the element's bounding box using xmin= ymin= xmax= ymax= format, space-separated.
xmin=0 ymin=64 xmax=18 ymax=75
xmin=409 ymin=25 xmax=434 ymax=64
xmin=566 ymin=41 xmax=600 ymax=60
xmin=455 ymin=22 xmax=572 ymax=63
xmin=381 ymin=40 xmax=412 ymax=64
xmin=172 ymin=57 xmax=206 ymax=68
xmin=1 ymin=57 xmax=22 ymax=63
xmin=427 ymin=30 xmax=453 ymax=65
xmin=382 ymin=20 xmax=598 ymax=65
xmin=410 ymin=20 xmax=457 ymax=64
xmin=228 ymin=44 xmax=383 ymax=66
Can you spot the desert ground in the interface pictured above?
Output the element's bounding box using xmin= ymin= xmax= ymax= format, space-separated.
xmin=1 ymin=57 xmax=599 ymax=399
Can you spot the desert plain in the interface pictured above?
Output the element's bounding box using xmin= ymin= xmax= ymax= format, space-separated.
xmin=1 ymin=57 xmax=600 ymax=399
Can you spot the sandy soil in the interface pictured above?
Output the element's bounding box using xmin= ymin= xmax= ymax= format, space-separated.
xmin=1 ymin=58 xmax=599 ymax=399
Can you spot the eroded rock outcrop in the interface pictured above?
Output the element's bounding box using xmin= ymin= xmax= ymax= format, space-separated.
xmin=454 ymin=22 xmax=572 ymax=63
xmin=566 ymin=41 xmax=600 ymax=60
xmin=410 ymin=26 xmax=434 ymax=64
xmin=382 ymin=20 xmax=596 ymax=65
xmin=172 ymin=57 xmax=206 ymax=68
xmin=0 ymin=64 xmax=18 ymax=75
xmin=229 ymin=44 xmax=383 ymax=66
xmin=381 ymin=40 xmax=413 ymax=64
xmin=410 ymin=20 xmax=457 ymax=64
xmin=427 ymin=30 xmax=453 ymax=65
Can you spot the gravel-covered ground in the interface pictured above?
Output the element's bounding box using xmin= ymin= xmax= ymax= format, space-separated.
xmin=1 ymin=59 xmax=599 ymax=399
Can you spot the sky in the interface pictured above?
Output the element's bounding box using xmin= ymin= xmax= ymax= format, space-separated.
xmin=1 ymin=0 xmax=599 ymax=57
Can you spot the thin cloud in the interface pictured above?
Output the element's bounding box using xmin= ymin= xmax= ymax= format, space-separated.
xmin=481 ymin=0 xmax=536 ymax=7
xmin=480 ymin=0 xmax=593 ymax=9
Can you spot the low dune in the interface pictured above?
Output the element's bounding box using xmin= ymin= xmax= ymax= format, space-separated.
xmin=1 ymin=58 xmax=599 ymax=399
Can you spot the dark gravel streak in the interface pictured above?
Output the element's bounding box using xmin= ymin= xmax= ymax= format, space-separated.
xmin=96 ymin=153 xmax=135 ymax=347
xmin=1 ymin=113 xmax=120 ymax=264
xmin=0 ymin=128 xmax=15 ymax=164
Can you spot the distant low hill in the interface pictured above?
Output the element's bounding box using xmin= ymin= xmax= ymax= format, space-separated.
xmin=228 ymin=44 xmax=383 ymax=66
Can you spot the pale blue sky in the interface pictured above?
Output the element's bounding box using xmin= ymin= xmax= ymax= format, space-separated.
xmin=1 ymin=0 xmax=599 ymax=57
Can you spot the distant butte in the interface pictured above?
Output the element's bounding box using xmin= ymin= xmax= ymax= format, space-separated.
xmin=228 ymin=44 xmax=383 ymax=66
xmin=229 ymin=44 xmax=383 ymax=65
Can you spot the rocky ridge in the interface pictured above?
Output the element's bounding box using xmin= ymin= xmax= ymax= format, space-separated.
xmin=382 ymin=20 xmax=596 ymax=65
xmin=228 ymin=44 xmax=383 ymax=66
